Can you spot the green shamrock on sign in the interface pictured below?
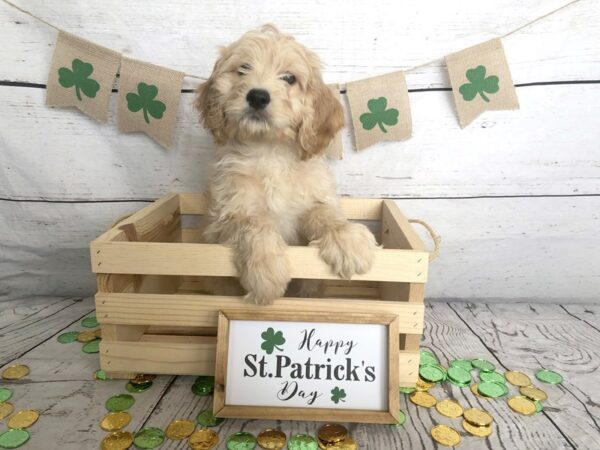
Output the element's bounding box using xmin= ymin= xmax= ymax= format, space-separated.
xmin=126 ymin=82 xmax=167 ymax=124
xmin=359 ymin=97 xmax=399 ymax=133
xmin=58 ymin=58 xmax=100 ymax=101
xmin=330 ymin=387 xmax=346 ymax=404
xmin=260 ymin=327 xmax=285 ymax=355
xmin=459 ymin=65 xmax=499 ymax=103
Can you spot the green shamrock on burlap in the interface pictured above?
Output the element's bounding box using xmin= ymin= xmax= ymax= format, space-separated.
xmin=459 ymin=65 xmax=499 ymax=103
xmin=126 ymin=82 xmax=166 ymax=124
xmin=330 ymin=386 xmax=347 ymax=404
xmin=58 ymin=58 xmax=100 ymax=101
xmin=359 ymin=97 xmax=399 ymax=133
xmin=260 ymin=327 xmax=286 ymax=355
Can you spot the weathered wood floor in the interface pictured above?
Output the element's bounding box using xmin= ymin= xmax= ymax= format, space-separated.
xmin=0 ymin=297 xmax=598 ymax=449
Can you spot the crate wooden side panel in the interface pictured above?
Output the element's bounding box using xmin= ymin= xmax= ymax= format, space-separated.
xmin=92 ymin=193 xmax=429 ymax=383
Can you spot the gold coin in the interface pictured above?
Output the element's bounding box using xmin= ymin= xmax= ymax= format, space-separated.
xmin=317 ymin=424 xmax=347 ymax=443
xmin=416 ymin=377 xmax=434 ymax=391
xmin=257 ymin=428 xmax=287 ymax=449
xmin=165 ymin=418 xmax=196 ymax=440
xmin=8 ymin=409 xmax=39 ymax=429
xmin=100 ymin=411 xmax=131 ymax=431
xmin=101 ymin=431 xmax=134 ymax=450
xmin=462 ymin=419 xmax=493 ymax=438
xmin=188 ymin=428 xmax=219 ymax=450
xmin=95 ymin=328 xmax=103 ymax=339
xmin=470 ymin=383 xmax=489 ymax=399
xmin=318 ymin=437 xmax=357 ymax=449
xmin=463 ymin=408 xmax=493 ymax=426
xmin=2 ymin=364 xmax=30 ymax=380
xmin=77 ymin=331 xmax=97 ymax=343
xmin=435 ymin=399 xmax=464 ymax=418
xmin=519 ymin=385 xmax=548 ymax=401
xmin=409 ymin=391 xmax=437 ymax=408
xmin=507 ymin=395 xmax=537 ymax=415
xmin=431 ymin=424 xmax=461 ymax=447
xmin=0 ymin=402 xmax=14 ymax=420
xmin=505 ymin=370 xmax=531 ymax=387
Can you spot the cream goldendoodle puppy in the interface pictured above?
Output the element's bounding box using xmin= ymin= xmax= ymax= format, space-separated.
xmin=195 ymin=25 xmax=377 ymax=304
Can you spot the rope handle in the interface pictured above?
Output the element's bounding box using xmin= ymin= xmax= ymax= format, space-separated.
xmin=409 ymin=219 xmax=441 ymax=262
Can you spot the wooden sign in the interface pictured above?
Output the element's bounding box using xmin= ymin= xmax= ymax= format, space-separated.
xmin=214 ymin=309 xmax=400 ymax=424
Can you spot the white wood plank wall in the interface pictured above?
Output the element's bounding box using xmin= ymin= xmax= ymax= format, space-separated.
xmin=0 ymin=0 xmax=598 ymax=302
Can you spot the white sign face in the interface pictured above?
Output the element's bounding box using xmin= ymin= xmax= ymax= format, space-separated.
xmin=225 ymin=319 xmax=389 ymax=410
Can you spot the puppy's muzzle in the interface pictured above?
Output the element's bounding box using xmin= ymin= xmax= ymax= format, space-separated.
xmin=246 ymin=88 xmax=270 ymax=110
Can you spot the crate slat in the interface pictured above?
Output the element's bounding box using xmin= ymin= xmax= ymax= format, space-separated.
xmin=95 ymin=292 xmax=424 ymax=335
xmin=100 ymin=335 xmax=216 ymax=375
xmin=91 ymin=242 xmax=428 ymax=282
xmin=178 ymin=192 xmax=383 ymax=220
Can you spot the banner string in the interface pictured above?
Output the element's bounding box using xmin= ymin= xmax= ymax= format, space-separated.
xmin=1 ymin=0 xmax=582 ymax=85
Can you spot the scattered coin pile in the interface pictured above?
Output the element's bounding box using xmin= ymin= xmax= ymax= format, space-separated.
xmin=96 ymin=372 xmax=358 ymax=449
xmin=0 ymin=364 xmax=40 ymax=449
xmin=57 ymin=314 xmax=102 ymax=355
xmin=397 ymin=348 xmax=563 ymax=447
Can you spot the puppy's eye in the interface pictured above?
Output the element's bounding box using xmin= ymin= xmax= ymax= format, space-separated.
xmin=281 ymin=73 xmax=296 ymax=85
xmin=238 ymin=64 xmax=251 ymax=75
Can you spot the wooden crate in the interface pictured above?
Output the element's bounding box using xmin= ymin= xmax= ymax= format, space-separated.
xmin=90 ymin=192 xmax=428 ymax=386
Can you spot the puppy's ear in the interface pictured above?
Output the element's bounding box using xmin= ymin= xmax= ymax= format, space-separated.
xmin=298 ymin=76 xmax=344 ymax=159
xmin=194 ymin=72 xmax=227 ymax=144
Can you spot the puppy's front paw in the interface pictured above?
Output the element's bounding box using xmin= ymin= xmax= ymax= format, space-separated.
xmin=314 ymin=223 xmax=377 ymax=279
xmin=239 ymin=251 xmax=291 ymax=305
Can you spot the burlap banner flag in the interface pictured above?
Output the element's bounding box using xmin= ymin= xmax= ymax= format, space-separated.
xmin=325 ymin=84 xmax=344 ymax=160
xmin=117 ymin=57 xmax=185 ymax=149
xmin=46 ymin=31 xmax=120 ymax=123
xmin=446 ymin=38 xmax=519 ymax=128
xmin=346 ymin=71 xmax=412 ymax=151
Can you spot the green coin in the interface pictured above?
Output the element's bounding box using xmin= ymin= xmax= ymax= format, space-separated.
xmin=105 ymin=394 xmax=135 ymax=412
xmin=287 ymin=434 xmax=317 ymax=450
xmin=480 ymin=371 xmax=506 ymax=384
xmin=471 ymin=358 xmax=496 ymax=373
xmin=191 ymin=375 xmax=215 ymax=396
xmin=82 ymin=339 xmax=101 ymax=354
xmin=399 ymin=386 xmax=416 ymax=394
xmin=394 ymin=409 xmax=407 ymax=426
xmin=226 ymin=431 xmax=257 ymax=450
xmin=450 ymin=359 xmax=473 ymax=371
xmin=94 ymin=369 xmax=109 ymax=381
xmin=536 ymin=369 xmax=563 ymax=385
xmin=419 ymin=364 xmax=446 ymax=383
xmin=0 ymin=429 xmax=30 ymax=449
xmin=81 ymin=315 xmax=99 ymax=328
xmin=57 ymin=331 xmax=80 ymax=344
xmin=478 ymin=381 xmax=508 ymax=398
xmin=133 ymin=427 xmax=165 ymax=449
xmin=197 ymin=407 xmax=225 ymax=427
xmin=420 ymin=350 xmax=438 ymax=366
xmin=447 ymin=366 xmax=471 ymax=384
xmin=0 ymin=388 xmax=12 ymax=403
xmin=448 ymin=378 xmax=471 ymax=388
xmin=534 ymin=400 xmax=544 ymax=414
xmin=126 ymin=381 xmax=152 ymax=393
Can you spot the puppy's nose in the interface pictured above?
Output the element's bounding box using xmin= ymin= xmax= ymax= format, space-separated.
xmin=246 ymin=88 xmax=270 ymax=110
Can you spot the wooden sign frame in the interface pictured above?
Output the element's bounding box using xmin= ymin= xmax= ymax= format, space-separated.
xmin=214 ymin=309 xmax=400 ymax=424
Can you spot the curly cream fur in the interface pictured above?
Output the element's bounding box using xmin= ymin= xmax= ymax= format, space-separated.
xmin=195 ymin=25 xmax=377 ymax=304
